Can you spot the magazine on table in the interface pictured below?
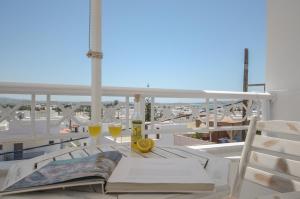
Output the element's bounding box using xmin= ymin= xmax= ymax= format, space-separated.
xmin=0 ymin=151 xmax=122 ymax=195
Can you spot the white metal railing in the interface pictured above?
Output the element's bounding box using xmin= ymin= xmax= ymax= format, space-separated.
xmin=0 ymin=82 xmax=273 ymax=144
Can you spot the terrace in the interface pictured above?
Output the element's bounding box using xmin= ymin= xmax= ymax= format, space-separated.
xmin=0 ymin=0 xmax=300 ymax=199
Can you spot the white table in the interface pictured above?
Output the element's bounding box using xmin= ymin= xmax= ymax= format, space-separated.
xmin=0 ymin=144 xmax=231 ymax=199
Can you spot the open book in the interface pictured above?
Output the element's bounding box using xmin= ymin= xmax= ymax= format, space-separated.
xmin=1 ymin=151 xmax=214 ymax=195
xmin=106 ymin=158 xmax=215 ymax=193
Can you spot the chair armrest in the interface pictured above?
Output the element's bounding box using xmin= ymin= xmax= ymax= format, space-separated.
xmin=256 ymin=191 xmax=300 ymax=199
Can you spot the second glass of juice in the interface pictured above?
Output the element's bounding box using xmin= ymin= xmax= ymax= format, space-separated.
xmin=108 ymin=123 xmax=122 ymax=142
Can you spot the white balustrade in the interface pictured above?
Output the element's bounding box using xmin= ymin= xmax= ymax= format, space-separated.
xmin=0 ymin=82 xmax=273 ymax=145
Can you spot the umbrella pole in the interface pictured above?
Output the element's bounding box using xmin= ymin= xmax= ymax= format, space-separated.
xmin=87 ymin=0 xmax=102 ymax=144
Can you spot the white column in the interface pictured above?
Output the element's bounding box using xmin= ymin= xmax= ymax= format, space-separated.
xmin=88 ymin=0 xmax=102 ymax=124
xmin=266 ymin=0 xmax=300 ymax=120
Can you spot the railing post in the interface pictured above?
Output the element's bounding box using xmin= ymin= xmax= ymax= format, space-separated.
xmin=212 ymin=98 xmax=218 ymax=142
xmin=150 ymin=97 xmax=155 ymax=134
xmin=205 ymin=98 xmax=209 ymax=128
xmin=31 ymin=94 xmax=36 ymax=138
xmin=46 ymin=94 xmax=51 ymax=135
xmin=262 ymin=99 xmax=271 ymax=120
xmin=213 ymin=98 xmax=217 ymax=128
xmin=261 ymin=99 xmax=272 ymax=136
xmin=140 ymin=95 xmax=145 ymax=133
xmin=125 ymin=96 xmax=130 ymax=134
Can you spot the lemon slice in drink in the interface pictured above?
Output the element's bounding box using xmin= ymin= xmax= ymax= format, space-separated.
xmin=137 ymin=138 xmax=154 ymax=153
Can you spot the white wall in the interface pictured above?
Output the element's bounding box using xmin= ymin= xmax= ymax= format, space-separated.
xmin=266 ymin=0 xmax=300 ymax=120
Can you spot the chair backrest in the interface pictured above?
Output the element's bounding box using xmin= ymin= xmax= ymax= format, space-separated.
xmin=230 ymin=116 xmax=300 ymax=199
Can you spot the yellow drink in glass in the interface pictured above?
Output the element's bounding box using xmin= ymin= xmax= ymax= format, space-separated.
xmin=108 ymin=124 xmax=122 ymax=139
xmin=88 ymin=124 xmax=101 ymax=138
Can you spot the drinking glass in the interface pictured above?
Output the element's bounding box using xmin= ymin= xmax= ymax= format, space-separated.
xmin=88 ymin=122 xmax=102 ymax=145
xmin=108 ymin=122 xmax=122 ymax=142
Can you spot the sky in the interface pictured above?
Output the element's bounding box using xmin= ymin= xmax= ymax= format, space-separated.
xmin=0 ymin=0 xmax=266 ymax=92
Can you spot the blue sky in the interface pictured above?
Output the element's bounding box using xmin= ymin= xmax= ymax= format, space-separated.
xmin=0 ymin=0 xmax=266 ymax=91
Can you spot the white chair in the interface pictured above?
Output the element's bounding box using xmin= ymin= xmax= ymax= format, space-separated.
xmin=229 ymin=117 xmax=300 ymax=199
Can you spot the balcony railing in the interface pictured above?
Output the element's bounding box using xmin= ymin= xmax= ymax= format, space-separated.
xmin=0 ymin=82 xmax=273 ymax=146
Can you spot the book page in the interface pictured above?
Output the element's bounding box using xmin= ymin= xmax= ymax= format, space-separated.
xmin=108 ymin=158 xmax=213 ymax=184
